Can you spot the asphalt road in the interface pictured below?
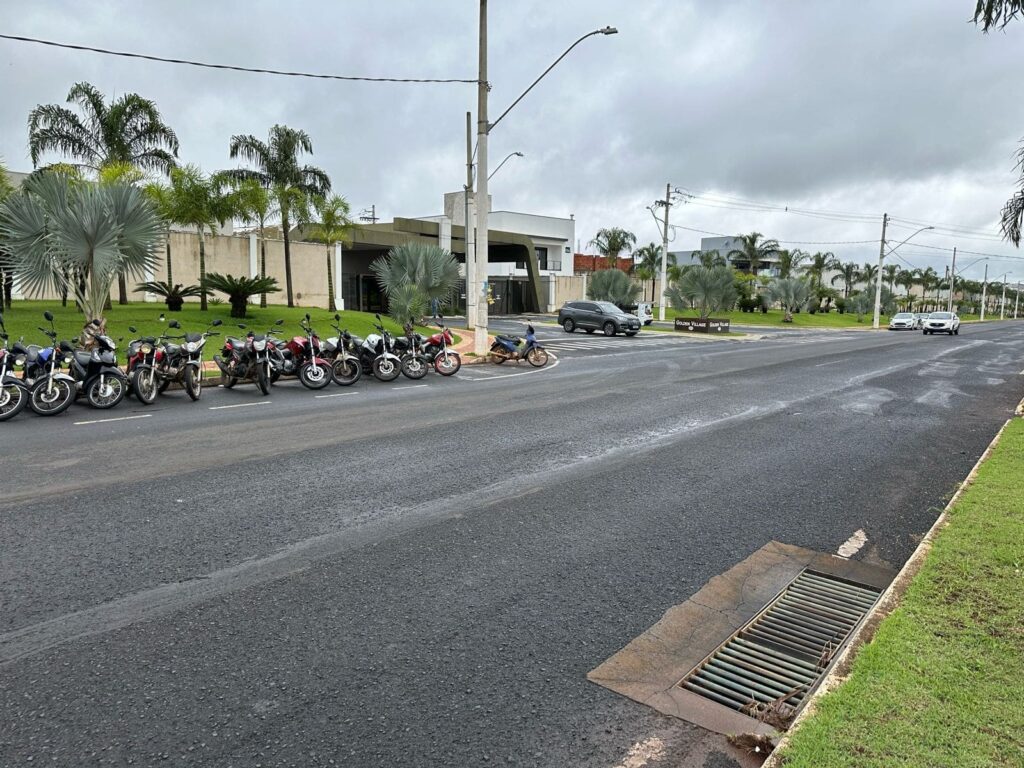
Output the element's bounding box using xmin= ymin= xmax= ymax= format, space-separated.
xmin=2 ymin=321 xmax=1022 ymax=767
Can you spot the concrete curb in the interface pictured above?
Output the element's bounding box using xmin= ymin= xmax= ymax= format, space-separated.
xmin=762 ymin=404 xmax=1022 ymax=765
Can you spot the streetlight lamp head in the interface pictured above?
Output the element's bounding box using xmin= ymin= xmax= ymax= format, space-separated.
xmin=599 ymin=26 xmax=618 ymax=35
xmin=514 ymin=151 xmax=524 ymax=157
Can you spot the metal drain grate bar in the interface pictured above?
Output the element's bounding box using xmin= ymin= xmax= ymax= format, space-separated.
xmin=680 ymin=570 xmax=880 ymax=716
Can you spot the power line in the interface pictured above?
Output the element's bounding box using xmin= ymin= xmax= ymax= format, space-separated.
xmin=0 ymin=33 xmax=479 ymax=84
xmin=670 ymin=223 xmax=876 ymax=246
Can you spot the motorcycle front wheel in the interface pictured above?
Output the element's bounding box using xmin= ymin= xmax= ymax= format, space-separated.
xmin=331 ymin=357 xmax=362 ymax=386
xmin=184 ymin=366 xmax=202 ymax=401
xmin=30 ymin=378 xmax=75 ymax=416
xmin=131 ymin=368 xmax=159 ymax=405
xmin=372 ymin=356 xmax=401 ymax=382
xmin=526 ymin=347 xmax=549 ymax=367
xmin=86 ymin=374 xmax=127 ymax=409
xmin=298 ymin=362 xmax=332 ymax=390
xmin=256 ymin=362 xmax=270 ymax=395
xmin=401 ymin=355 xmax=428 ymax=380
xmin=433 ymin=352 xmax=461 ymax=376
xmin=0 ymin=381 xmax=28 ymax=421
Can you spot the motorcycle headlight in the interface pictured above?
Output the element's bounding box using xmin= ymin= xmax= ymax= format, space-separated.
xmin=14 ymin=354 xmax=26 ymax=366
xmin=253 ymin=339 xmax=267 ymax=351
xmin=140 ymin=343 xmax=153 ymax=355
xmin=183 ymin=341 xmax=198 ymax=353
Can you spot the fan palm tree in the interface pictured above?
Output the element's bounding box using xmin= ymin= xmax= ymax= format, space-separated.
xmin=830 ymin=261 xmax=858 ymax=298
xmin=632 ymin=242 xmax=664 ymax=301
xmin=727 ymin=232 xmax=780 ymax=277
xmin=28 ymin=81 xmax=178 ymax=175
xmin=586 ymin=268 xmax=642 ymax=308
xmin=97 ymin=162 xmax=147 ymax=305
xmin=666 ymin=265 xmax=737 ymax=320
xmin=776 ymin=249 xmax=809 ymax=279
xmin=371 ymin=242 xmax=461 ymax=322
xmin=589 ymin=227 xmax=636 ymax=268
xmin=765 ymin=277 xmax=812 ymax=322
xmin=0 ymin=172 xmax=161 ymax=334
xmin=232 ymin=179 xmax=276 ymax=308
xmin=226 ymin=125 xmax=331 ymax=308
xmin=0 ymin=160 xmax=14 ymax=309
xmin=801 ymin=251 xmax=838 ymax=293
xmin=306 ymin=195 xmax=354 ymax=312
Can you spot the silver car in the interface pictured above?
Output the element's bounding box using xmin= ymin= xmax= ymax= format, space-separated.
xmin=923 ymin=311 xmax=960 ymax=335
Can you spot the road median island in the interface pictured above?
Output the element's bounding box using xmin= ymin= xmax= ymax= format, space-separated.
xmin=770 ymin=416 xmax=1024 ymax=767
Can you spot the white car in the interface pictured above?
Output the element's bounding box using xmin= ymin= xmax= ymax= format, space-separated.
xmin=888 ymin=312 xmax=917 ymax=330
xmin=923 ymin=311 xmax=960 ymax=335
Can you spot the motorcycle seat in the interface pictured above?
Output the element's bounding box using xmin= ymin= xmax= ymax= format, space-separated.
xmin=164 ymin=344 xmax=181 ymax=356
xmin=73 ymin=350 xmax=93 ymax=366
xmin=496 ymin=334 xmax=520 ymax=343
xmin=226 ymin=337 xmax=246 ymax=348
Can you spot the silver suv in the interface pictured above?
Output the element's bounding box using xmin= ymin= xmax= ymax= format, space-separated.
xmin=923 ymin=311 xmax=960 ymax=335
xmin=558 ymin=301 xmax=641 ymax=336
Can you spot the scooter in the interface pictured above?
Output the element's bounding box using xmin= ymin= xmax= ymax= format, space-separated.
xmin=323 ymin=314 xmax=362 ymax=386
xmin=0 ymin=313 xmax=30 ymax=421
xmin=489 ymin=324 xmax=549 ymax=367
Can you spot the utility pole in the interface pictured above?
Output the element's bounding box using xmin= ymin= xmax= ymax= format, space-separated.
xmin=947 ymin=247 xmax=957 ymax=312
xmin=464 ymin=111 xmax=477 ymax=328
xmin=980 ymin=262 xmax=988 ymax=321
xmin=1015 ymin=283 xmax=1020 ymax=319
xmin=1001 ymin=280 xmax=1008 ymax=320
xmin=659 ymin=182 xmax=671 ymax=322
xmin=871 ymin=213 xmax=888 ymax=329
xmin=474 ymin=0 xmax=490 ymax=356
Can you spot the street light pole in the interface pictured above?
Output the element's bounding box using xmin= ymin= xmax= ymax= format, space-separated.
xmin=465 ymin=111 xmax=477 ymax=329
xmin=873 ymin=220 xmax=933 ymax=329
xmin=980 ymin=262 xmax=988 ymax=321
xmin=472 ymin=4 xmax=617 ymax=356
xmin=1001 ymin=275 xmax=1009 ymax=319
xmin=487 ymin=151 xmax=523 ymax=182
xmin=947 ymin=247 xmax=957 ymax=312
xmin=1015 ymin=282 xmax=1020 ymax=319
xmin=659 ymin=183 xmax=670 ymax=322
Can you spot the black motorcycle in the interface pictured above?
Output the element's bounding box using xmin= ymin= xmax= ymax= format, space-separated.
xmin=396 ymin=319 xmax=429 ymax=380
xmin=14 ymin=311 xmax=77 ymax=416
xmin=0 ymin=312 xmax=30 ymax=421
xmin=322 ymin=314 xmax=362 ymax=387
xmin=65 ymin=321 xmax=129 ymax=409
xmin=215 ymin=319 xmax=283 ymax=395
xmin=355 ymin=314 xmax=403 ymax=382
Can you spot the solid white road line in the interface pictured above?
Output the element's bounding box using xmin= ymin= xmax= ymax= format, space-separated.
xmin=314 ymin=391 xmax=360 ymax=399
xmin=836 ymin=528 xmax=868 ymax=559
xmin=459 ymin=356 xmax=561 ymax=381
xmin=208 ymin=401 xmax=272 ymax=410
xmin=815 ymin=359 xmax=847 ymax=367
xmin=392 ymin=384 xmax=429 ymax=390
xmin=73 ymin=414 xmax=152 ymax=426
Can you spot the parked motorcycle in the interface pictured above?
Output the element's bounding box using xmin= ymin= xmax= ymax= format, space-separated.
xmin=15 ymin=312 xmax=77 ymax=416
xmin=422 ymin=318 xmax=461 ymax=376
xmin=127 ymin=318 xmax=223 ymax=403
xmin=0 ymin=313 xmax=30 ymax=421
xmin=64 ymin=321 xmax=129 ymax=409
xmin=489 ymin=324 xmax=549 ymax=367
xmin=397 ymin=319 xmax=429 ymax=380
xmin=270 ymin=314 xmax=332 ymax=390
xmin=215 ymin=319 xmax=283 ymax=395
xmin=323 ymin=314 xmax=362 ymax=387
xmin=356 ymin=314 xmax=403 ymax=382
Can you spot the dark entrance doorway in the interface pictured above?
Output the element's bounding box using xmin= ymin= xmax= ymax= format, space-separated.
xmin=488 ymin=277 xmax=535 ymax=315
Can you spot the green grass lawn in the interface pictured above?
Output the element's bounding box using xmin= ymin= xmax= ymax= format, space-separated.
xmin=778 ymin=418 xmax=1024 ymax=767
xmin=0 ymin=300 xmax=427 ymax=344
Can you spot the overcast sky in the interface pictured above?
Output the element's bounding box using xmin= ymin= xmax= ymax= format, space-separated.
xmin=2 ymin=0 xmax=1023 ymax=281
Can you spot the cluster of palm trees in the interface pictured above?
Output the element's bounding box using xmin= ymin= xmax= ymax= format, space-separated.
xmin=0 ymin=81 xmax=352 ymax=331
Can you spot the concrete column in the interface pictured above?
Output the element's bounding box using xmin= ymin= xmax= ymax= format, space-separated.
xmin=248 ymin=233 xmax=258 ymax=278
xmin=439 ymin=216 xmax=452 ymax=253
xmin=335 ymin=242 xmax=344 ymax=311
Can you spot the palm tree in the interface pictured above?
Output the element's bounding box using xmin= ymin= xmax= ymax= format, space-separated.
xmin=666 ymin=265 xmax=737 ymax=320
xmin=98 ymin=162 xmax=147 ymax=305
xmin=226 ymin=125 xmax=331 ymax=308
xmin=830 ymin=261 xmax=858 ymax=298
xmin=233 ymin=179 xmax=276 ymax=308
xmin=28 ymin=81 xmax=178 ymax=175
xmin=371 ymin=243 xmax=461 ymax=322
xmin=0 ymin=172 xmax=161 ymax=334
xmin=801 ymin=251 xmax=838 ymax=293
xmin=696 ymin=249 xmax=726 ymax=268
xmin=151 ymin=165 xmax=236 ymax=311
xmin=776 ymin=249 xmax=809 ymax=279
xmin=632 ymin=242 xmax=663 ymax=301
xmin=306 ymin=195 xmax=354 ymax=312
xmin=727 ymin=232 xmax=780 ymax=277
xmin=766 ymin=277 xmax=812 ymax=322
xmin=589 ymin=227 xmax=637 ymax=268
xmin=895 ymin=269 xmax=916 ymax=309
xmin=856 ymin=262 xmax=879 ymax=289
xmin=918 ymin=267 xmax=939 ymax=310
xmin=0 ymin=160 xmax=14 ymax=309
xmin=586 ymin=268 xmax=642 ymax=308
xmin=203 ymin=273 xmax=280 ymax=318
xmin=973 ymin=0 xmax=1024 ymax=31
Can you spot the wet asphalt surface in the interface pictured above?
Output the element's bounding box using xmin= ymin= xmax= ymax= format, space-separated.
xmin=1 ymin=321 xmax=1023 ymax=767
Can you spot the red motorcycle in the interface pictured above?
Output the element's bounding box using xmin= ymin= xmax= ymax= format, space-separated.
xmin=269 ymin=314 xmax=332 ymax=390
xmin=422 ymin=320 xmax=461 ymax=375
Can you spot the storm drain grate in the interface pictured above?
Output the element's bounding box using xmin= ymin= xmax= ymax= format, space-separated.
xmin=679 ymin=569 xmax=881 ymax=722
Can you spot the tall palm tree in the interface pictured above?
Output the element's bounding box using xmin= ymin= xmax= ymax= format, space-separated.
xmin=973 ymin=0 xmax=1024 ymax=31
xmin=589 ymin=227 xmax=637 ymax=268
xmin=830 ymin=261 xmax=858 ymax=298
xmin=801 ymin=251 xmax=838 ymax=293
xmin=307 ymin=195 xmax=354 ymax=312
xmin=776 ymin=248 xmax=809 ymax=279
xmin=918 ymin=267 xmax=939 ymax=310
xmin=97 ymin=162 xmax=147 ymax=305
xmin=727 ymin=232 xmax=780 ymax=277
xmin=856 ymin=262 xmax=879 ymax=289
xmin=883 ymin=264 xmax=900 ymax=294
xmin=0 ymin=172 xmax=161 ymax=333
xmin=28 ymin=82 xmax=178 ymax=174
xmin=695 ymin=249 xmax=726 ymax=268
xmin=895 ymin=269 xmax=916 ymax=309
xmin=632 ymin=242 xmax=663 ymax=301
xmin=226 ymin=125 xmax=331 ymax=307
xmin=0 ymin=160 xmax=14 ymax=309
xmin=233 ymin=179 xmax=276 ymax=308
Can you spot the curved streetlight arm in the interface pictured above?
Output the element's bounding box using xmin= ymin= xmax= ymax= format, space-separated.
xmin=487 ymin=151 xmax=524 ymax=181
xmin=488 ymin=27 xmax=617 ymax=133
xmin=883 ymin=226 xmax=934 ymax=257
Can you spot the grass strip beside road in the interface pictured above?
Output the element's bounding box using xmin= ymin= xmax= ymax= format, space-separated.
xmin=778 ymin=418 xmax=1024 ymax=768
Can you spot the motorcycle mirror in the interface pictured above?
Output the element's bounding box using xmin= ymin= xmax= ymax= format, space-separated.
xmin=212 ymin=319 xmax=223 ymax=327
xmin=334 ymin=313 xmax=340 ymax=321
xmin=375 ymin=313 xmax=381 ymax=320
xmin=128 ymin=326 xmax=137 ymax=333
xmin=44 ymin=311 xmax=54 ymax=322
xmin=237 ymin=323 xmax=247 ymax=329
xmin=90 ymin=319 xmax=101 ymax=327
xmin=275 ymin=319 xmax=284 ymax=325
xmin=169 ymin=320 xmax=181 ymax=329
xmin=305 ymin=313 xmax=311 ymax=321
xmin=158 ymin=313 xmax=165 ymax=323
